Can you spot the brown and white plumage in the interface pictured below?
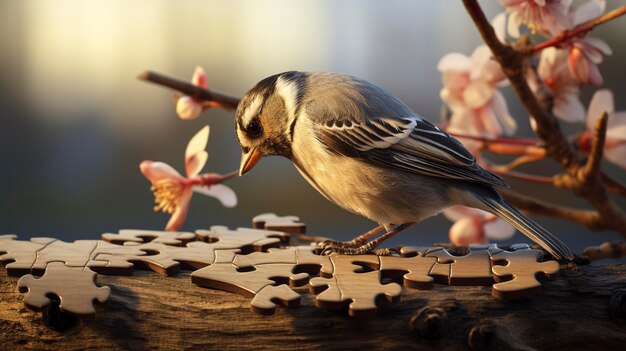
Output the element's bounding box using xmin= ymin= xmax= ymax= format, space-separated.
xmin=235 ymin=71 xmax=573 ymax=260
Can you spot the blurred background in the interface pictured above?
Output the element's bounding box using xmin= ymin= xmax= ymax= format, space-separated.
xmin=1 ymin=0 xmax=624 ymax=254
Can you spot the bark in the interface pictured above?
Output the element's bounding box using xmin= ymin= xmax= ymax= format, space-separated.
xmin=1 ymin=264 xmax=625 ymax=351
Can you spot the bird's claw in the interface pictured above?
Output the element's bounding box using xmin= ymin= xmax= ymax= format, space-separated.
xmin=319 ymin=243 xmax=399 ymax=256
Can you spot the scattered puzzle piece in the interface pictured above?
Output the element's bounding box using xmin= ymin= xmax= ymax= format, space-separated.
xmin=196 ymin=226 xmax=290 ymax=251
xmin=309 ymin=255 xmax=401 ymax=317
xmin=191 ymin=257 xmax=307 ymax=315
xmin=17 ymin=262 xmax=110 ymax=317
xmin=233 ymin=245 xmax=331 ymax=275
xmin=0 ymin=237 xmax=56 ymax=276
xmin=32 ymin=240 xmax=98 ymax=273
xmin=379 ymin=255 xmax=437 ymax=289
xmin=252 ymin=213 xmax=306 ymax=235
xmin=101 ymin=229 xmax=196 ymax=246
xmin=426 ymin=247 xmax=493 ymax=286
xmin=491 ymin=248 xmax=560 ymax=300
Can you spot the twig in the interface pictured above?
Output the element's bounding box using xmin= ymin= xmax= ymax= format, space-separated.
xmin=532 ymin=6 xmax=626 ymax=52
xmin=138 ymin=71 xmax=241 ymax=110
xmin=581 ymin=241 xmax=626 ymax=262
xmin=500 ymin=190 xmax=607 ymax=231
xmin=448 ymin=132 xmax=540 ymax=146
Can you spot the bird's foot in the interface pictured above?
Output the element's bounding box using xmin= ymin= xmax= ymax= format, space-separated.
xmin=319 ymin=243 xmax=399 ymax=256
xmin=317 ymin=238 xmax=368 ymax=250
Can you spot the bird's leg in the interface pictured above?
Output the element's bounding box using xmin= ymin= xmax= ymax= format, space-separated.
xmin=319 ymin=224 xmax=387 ymax=250
xmin=321 ymin=222 xmax=416 ymax=255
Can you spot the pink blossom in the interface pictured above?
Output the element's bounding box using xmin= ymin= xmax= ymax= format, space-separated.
xmin=443 ymin=206 xmax=516 ymax=246
xmin=566 ymin=0 xmax=612 ymax=86
xmin=579 ymin=90 xmax=626 ymax=170
xmin=140 ymin=126 xmax=237 ymax=231
xmin=537 ymin=47 xmax=585 ymax=122
xmin=499 ymin=0 xmax=571 ymax=37
xmin=438 ymin=45 xmax=517 ymax=151
xmin=176 ymin=67 xmax=222 ymax=120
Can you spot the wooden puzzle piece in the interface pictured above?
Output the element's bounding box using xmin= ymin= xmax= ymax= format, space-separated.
xmin=101 ymin=229 xmax=195 ymax=246
xmin=0 ymin=234 xmax=17 ymax=240
xmin=17 ymin=262 xmax=110 ymax=317
xmin=309 ymin=255 xmax=401 ymax=317
xmin=191 ymin=258 xmax=307 ymax=315
xmin=491 ymin=248 xmax=560 ymax=300
xmin=252 ymin=213 xmax=306 ymax=235
xmin=233 ymin=245 xmax=331 ymax=275
xmin=93 ymin=242 xmax=240 ymax=276
xmin=32 ymin=240 xmax=98 ymax=273
xmin=86 ymin=241 xmax=149 ymax=275
xmin=426 ymin=247 xmax=493 ymax=286
xmin=195 ymin=226 xmax=290 ymax=251
xmin=0 ymin=237 xmax=56 ymax=276
xmin=379 ymin=255 xmax=437 ymax=289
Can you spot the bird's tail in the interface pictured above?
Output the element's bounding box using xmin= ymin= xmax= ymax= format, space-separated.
xmin=467 ymin=190 xmax=574 ymax=261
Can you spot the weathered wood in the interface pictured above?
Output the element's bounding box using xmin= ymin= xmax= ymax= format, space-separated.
xmin=1 ymin=263 xmax=625 ymax=350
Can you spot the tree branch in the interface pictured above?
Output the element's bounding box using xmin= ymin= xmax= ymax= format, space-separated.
xmin=500 ymin=189 xmax=607 ymax=231
xmin=532 ymin=6 xmax=626 ymax=52
xmin=581 ymin=241 xmax=626 ymax=262
xmin=138 ymin=71 xmax=241 ymax=110
xmin=462 ymin=0 xmax=626 ymax=239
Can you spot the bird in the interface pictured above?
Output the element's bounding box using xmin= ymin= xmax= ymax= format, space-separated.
xmin=234 ymin=71 xmax=574 ymax=261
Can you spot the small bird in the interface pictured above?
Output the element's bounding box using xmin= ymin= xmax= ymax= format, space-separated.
xmin=235 ymin=71 xmax=573 ymax=260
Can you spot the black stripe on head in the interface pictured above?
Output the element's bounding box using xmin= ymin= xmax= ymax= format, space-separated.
xmin=236 ymin=73 xmax=281 ymax=129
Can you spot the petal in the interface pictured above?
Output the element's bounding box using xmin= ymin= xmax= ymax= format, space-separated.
xmin=584 ymin=37 xmax=612 ymax=55
xmin=604 ymin=144 xmax=626 ymax=171
xmin=437 ymin=53 xmax=472 ymax=72
xmin=568 ymin=47 xmax=589 ymax=84
xmin=165 ymin=188 xmax=193 ymax=231
xmin=193 ymin=184 xmax=238 ymax=208
xmin=606 ymin=112 xmax=626 ymax=140
xmin=553 ymin=92 xmax=586 ymax=123
xmin=140 ymin=161 xmax=182 ymax=182
xmin=491 ymin=90 xmax=517 ymax=135
xmin=449 ymin=217 xmax=486 ymax=246
xmin=186 ymin=151 xmax=208 ymax=178
xmin=191 ymin=66 xmax=208 ymax=89
xmin=586 ymin=89 xmax=614 ymax=130
xmin=484 ymin=218 xmax=517 ymax=240
xmin=471 ymin=45 xmax=492 ymax=67
xmin=586 ymin=60 xmax=604 ymax=87
xmin=443 ymin=205 xmax=487 ymax=221
xmin=507 ymin=11 xmax=521 ymax=38
xmin=492 ymin=13 xmax=507 ymax=43
xmin=463 ymin=81 xmax=494 ymax=109
xmin=176 ymin=96 xmax=203 ymax=120
xmin=479 ymin=107 xmax=504 ymax=137
xmin=572 ymin=0 xmax=604 ymax=25
xmin=185 ymin=126 xmax=210 ymax=163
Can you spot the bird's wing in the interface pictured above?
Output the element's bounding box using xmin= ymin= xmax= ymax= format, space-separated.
xmin=315 ymin=116 xmax=508 ymax=188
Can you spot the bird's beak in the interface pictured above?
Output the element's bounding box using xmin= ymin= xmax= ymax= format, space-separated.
xmin=239 ymin=148 xmax=263 ymax=176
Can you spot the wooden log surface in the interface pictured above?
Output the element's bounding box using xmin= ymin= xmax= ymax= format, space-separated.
xmin=1 ymin=263 xmax=625 ymax=351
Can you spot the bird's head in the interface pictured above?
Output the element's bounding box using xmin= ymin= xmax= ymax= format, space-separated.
xmin=235 ymin=71 xmax=306 ymax=176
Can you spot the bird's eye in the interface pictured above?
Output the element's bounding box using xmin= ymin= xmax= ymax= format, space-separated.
xmin=246 ymin=119 xmax=263 ymax=138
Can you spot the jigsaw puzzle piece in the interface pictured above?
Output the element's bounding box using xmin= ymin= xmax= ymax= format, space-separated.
xmin=192 ymin=262 xmax=307 ymax=315
xmin=0 ymin=237 xmax=56 ymax=276
xmin=86 ymin=241 xmax=148 ymax=275
xmin=379 ymin=255 xmax=437 ymax=289
xmin=251 ymin=285 xmax=301 ymax=315
xmin=17 ymin=262 xmax=110 ymax=317
xmin=233 ymin=245 xmax=331 ymax=275
xmin=101 ymin=229 xmax=195 ymax=246
xmin=195 ymin=226 xmax=290 ymax=251
xmin=309 ymin=255 xmax=401 ymax=317
xmin=426 ymin=247 xmax=493 ymax=286
xmin=252 ymin=213 xmax=306 ymax=235
xmin=491 ymin=248 xmax=560 ymax=300
xmin=32 ymin=240 xmax=99 ymax=273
